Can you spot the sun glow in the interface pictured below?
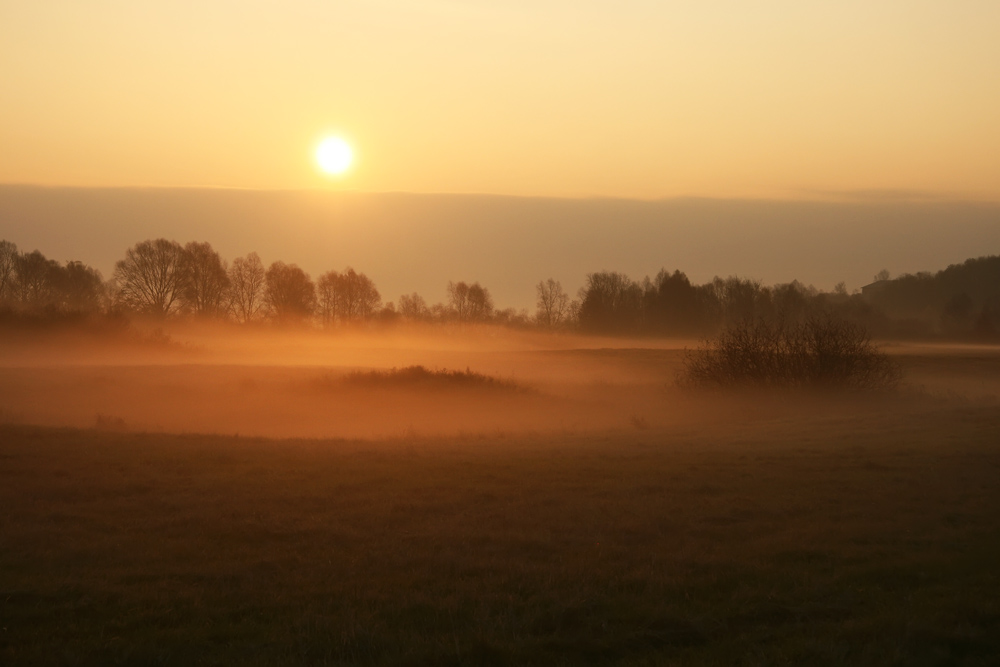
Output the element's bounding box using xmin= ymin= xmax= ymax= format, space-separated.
xmin=316 ymin=137 xmax=353 ymax=176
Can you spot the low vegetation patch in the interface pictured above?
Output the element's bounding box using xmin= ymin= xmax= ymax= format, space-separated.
xmin=342 ymin=365 xmax=528 ymax=392
xmin=680 ymin=316 xmax=901 ymax=391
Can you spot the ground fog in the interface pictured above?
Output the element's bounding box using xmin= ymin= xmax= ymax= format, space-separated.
xmin=2 ymin=323 xmax=997 ymax=440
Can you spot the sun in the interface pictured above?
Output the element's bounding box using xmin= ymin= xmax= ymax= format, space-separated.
xmin=316 ymin=136 xmax=353 ymax=175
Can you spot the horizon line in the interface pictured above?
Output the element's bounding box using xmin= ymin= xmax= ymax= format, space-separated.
xmin=2 ymin=182 xmax=999 ymax=206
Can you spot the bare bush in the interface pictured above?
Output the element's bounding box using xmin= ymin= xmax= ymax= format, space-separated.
xmin=680 ymin=317 xmax=901 ymax=391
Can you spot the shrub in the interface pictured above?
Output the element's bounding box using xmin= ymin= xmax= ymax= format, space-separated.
xmin=679 ymin=317 xmax=901 ymax=391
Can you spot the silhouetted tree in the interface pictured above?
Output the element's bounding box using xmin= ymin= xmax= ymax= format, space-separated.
xmin=57 ymin=261 xmax=104 ymax=312
xmin=535 ymin=278 xmax=572 ymax=327
xmin=228 ymin=252 xmax=266 ymax=323
xmin=447 ymin=281 xmax=493 ymax=321
xmin=12 ymin=250 xmax=60 ymax=308
xmin=447 ymin=281 xmax=471 ymax=320
xmin=113 ymin=239 xmax=186 ymax=316
xmin=0 ymin=240 xmax=17 ymax=304
xmin=770 ymin=280 xmax=815 ymax=324
xmin=0 ymin=241 xmax=105 ymax=315
xmin=265 ymin=261 xmax=315 ymax=323
xmin=467 ymin=283 xmax=493 ymax=321
xmin=180 ymin=241 xmax=230 ymax=317
xmin=711 ymin=276 xmax=772 ymax=326
xmin=578 ymin=271 xmax=643 ymax=333
xmin=642 ymin=269 xmax=714 ymax=335
xmin=1 ymin=247 xmax=104 ymax=315
xmin=398 ymin=292 xmax=429 ymax=320
xmin=317 ymin=268 xmax=381 ymax=325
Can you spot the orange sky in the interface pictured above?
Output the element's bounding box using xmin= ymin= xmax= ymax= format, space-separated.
xmin=2 ymin=1 xmax=999 ymax=200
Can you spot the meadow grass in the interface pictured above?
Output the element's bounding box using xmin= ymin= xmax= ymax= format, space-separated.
xmin=2 ymin=396 xmax=998 ymax=665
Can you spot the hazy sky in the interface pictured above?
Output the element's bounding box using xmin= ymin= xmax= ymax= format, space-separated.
xmin=2 ymin=1 xmax=999 ymax=199
xmin=4 ymin=186 xmax=999 ymax=310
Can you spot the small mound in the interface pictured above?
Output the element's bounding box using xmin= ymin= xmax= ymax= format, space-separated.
xmin=343 ymin=365 xmax=527 ymax=392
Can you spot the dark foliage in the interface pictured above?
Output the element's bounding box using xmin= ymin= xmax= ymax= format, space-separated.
xmin=0 ymin=241 xmax=105 ymax=316
xmin=867 ymin=255 xmax=1000 ymax=338
xmin=578 ymin=271 xmax=644 ymax=333
xmin=264 ymin=261 xmax=316 ymax=322
xmin=641 ymin=269 xmax=716 ymax=335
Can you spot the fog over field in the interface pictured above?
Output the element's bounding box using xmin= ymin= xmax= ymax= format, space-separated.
xmin=3 ymin=185 xmax=999 ymax=310
xmin=1 ymin=323 xmax=998 ymax=440
xmin=0 ymin=324 xmax=690 ymax=438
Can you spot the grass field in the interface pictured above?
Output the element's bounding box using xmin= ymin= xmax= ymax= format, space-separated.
xmin=1 ymin=327 xmax=999 ymax=665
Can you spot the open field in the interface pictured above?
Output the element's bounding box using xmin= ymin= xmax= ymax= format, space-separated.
xmin=1 ymin=327 xmax=999 ymax=664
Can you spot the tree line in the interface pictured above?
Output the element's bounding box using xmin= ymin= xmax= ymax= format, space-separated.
xmin=1 ymin=237 xmax=997 ymax=339
xmin=576 ymin=259 xmax=1000 ymax=338
xmin=0 ymin=238 xmax=520 ymax=327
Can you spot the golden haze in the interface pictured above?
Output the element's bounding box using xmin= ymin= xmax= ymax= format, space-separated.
xmin=1 ymin=2 xmax=999 ymax=199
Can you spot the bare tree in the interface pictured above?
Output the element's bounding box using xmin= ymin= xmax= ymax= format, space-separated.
xmin=113 ymin=239 xmax=186 ymax=316
xmin=12 ymin=250 xmax=61 ymax=307
xmin=447 ymin=281 xmax=471 ymax=320
xmin=0 ymin=240 xmax=17 ymax=304
xmin=317 ymin=268 xmax=381 ymax=325
xmin=710 ymin=276 xmax=772 ymax=326
xmin=316 ymin=271 xmax=337 ymax=325
xmin=467 ymin=283 xmax=493 ymax=321
xmin=265 ymin=261 xmax=315 ymax=323
xmin=448 ymin=281 xmax=493 ymax=322
xmin=535 ymin=278 xmax=571 ymax=327
xmin=228 ymin=252 xmax=266 ymax=323
xmin=347 ymin=271 xmax=381 ymax=321
xmin=58 ymin=261 xmax=104 ymax=312
xmin=180 ymin=241 xmax=230 ymax=317
xmin=398 ymin=292 xmax=429 ymax=320
xmin=0 ymin=242 xmax=103 ymax=314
